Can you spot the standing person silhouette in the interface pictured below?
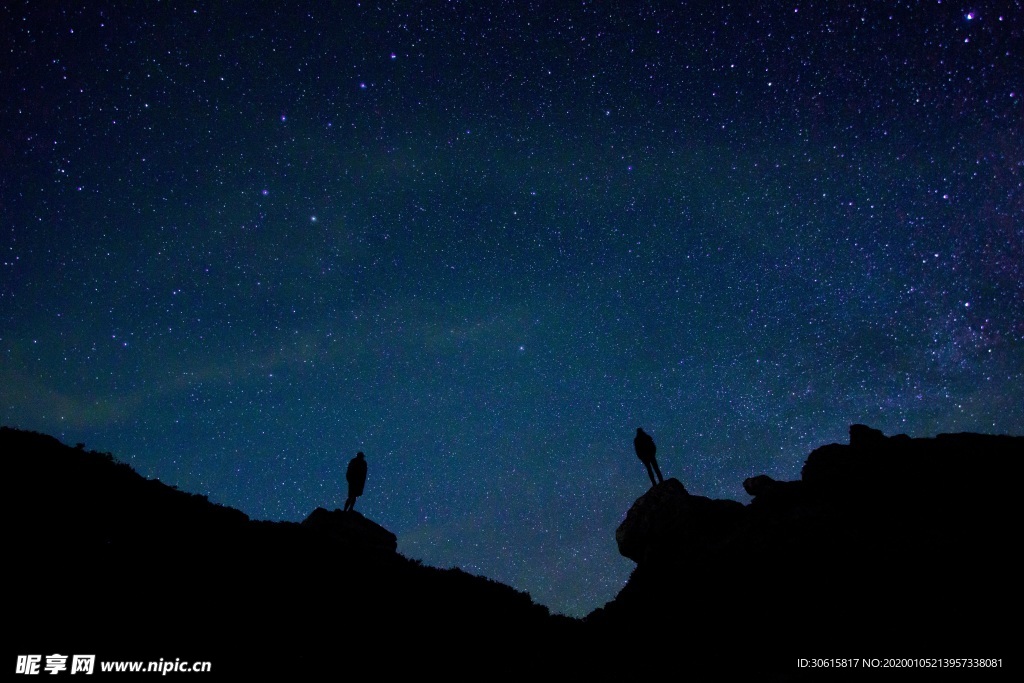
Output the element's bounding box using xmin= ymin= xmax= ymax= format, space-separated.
xmin=634 ymin=428 xmax=664 ymax=487
xmin=344 ymin=451 xmax=368 ymax=512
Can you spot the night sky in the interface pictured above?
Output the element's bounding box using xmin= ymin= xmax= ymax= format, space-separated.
xmin=3 ymin=1 xmax=1021 ymax=617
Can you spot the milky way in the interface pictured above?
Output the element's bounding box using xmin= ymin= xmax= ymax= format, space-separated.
xmin=3 ymin=2 xmax=1021 ymax=616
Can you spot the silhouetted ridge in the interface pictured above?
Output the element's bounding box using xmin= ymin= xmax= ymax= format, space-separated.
xmin=4 ymin=427 xmax=574 ymax=676
xmin=592 ymin=425 xmax=1019 ymax=671
xmin=7 ymin=424 xmax=1017 ymax=676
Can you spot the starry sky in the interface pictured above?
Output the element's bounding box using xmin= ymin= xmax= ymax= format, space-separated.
xmin=2 ymin=1 xmax=1021 ymax=617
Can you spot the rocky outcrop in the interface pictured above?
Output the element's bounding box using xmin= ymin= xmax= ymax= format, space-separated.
xmin=4 ymin=426 xmax=568 ymax=677
xmin=301 ymin=506 xmax=398 ymax=553
xmin=615 ymin=478 xmax=744 ymax=564
xmin=614 ymin=424 xmax=1021 ymax=569
xmin=596 ymin=425 xmax=1020 ymax=665
xmin=6 ymin=422 xmax=1017 ymax=674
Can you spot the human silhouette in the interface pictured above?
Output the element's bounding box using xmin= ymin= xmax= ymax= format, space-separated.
xmin=344 ymin=451 xmax=368 ymax=512
xmin=634 ymin=428 xmax=664 ymax=487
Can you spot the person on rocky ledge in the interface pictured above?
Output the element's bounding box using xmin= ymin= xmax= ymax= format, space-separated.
xmin=634 ymin=427 xmax=664 ymax=487
xmin=344 ymin=451 xmax=368 ymax=512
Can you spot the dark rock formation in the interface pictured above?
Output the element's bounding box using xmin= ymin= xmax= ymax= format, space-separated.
xmin=593 ymin=425 xmax=1020 ymax=671
xmin=7 ymin=423 xmax=1018 ymax=676
xmin=848 ymin=422 xmax=886 ymax=448
xmin=741 ymin=473 xmax=777 ymax=496
xmin=616 ymin=478 xmax=744 ymax=564
xmin=301 ymin=507 xmax=398 ymax=553
xmin=3 ymin=427 xmax=573 ymax=676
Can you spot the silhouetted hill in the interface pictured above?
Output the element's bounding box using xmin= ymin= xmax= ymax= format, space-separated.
xmin=4 ymin=427 xmax=575 ymax=676
xmin=6 ymin=425 xmax=1018 ymax=677
xmin=591 ymin=424 xmax=1019 ymax=675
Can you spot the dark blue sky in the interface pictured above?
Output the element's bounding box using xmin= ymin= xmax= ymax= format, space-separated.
xmin=3 ymin=1 xmax=1021 ymax=616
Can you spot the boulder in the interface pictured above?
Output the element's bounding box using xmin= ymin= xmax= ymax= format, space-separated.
xmin=301 ymin=507 xmax=398 ymax=553
xmin=615 ymin=478 xmax=744 ymax=564
xmin=849 ymin=423 xmax=886 ymax=449
xmin=742 ymin=474 xmax=777 ymax=497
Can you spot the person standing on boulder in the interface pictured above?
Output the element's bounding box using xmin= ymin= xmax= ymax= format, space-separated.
xmin=634 ymin=428 xmax=664 ymax=487
xmin=344 ymin=451 xmax=368 ymax=512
